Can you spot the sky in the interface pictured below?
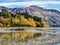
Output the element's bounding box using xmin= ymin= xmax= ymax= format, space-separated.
xmin=0 ymin=0 xmax=60 ymax=11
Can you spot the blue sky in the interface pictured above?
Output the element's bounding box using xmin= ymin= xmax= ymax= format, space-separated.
xmin=0 ymin=0 xmax=60 ymax=11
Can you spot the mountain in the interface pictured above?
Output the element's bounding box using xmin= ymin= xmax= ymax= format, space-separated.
xmin=0 ymin=5 xmax=60 ymax=26
xmin=18 ymin=5 xmax=60 ymax=25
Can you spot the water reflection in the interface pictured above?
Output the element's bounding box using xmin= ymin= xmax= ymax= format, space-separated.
xmin=0 ymin=32 xmax=42 ymax=45
xmin=57 ymin=43 xmax=60 ymax=45
xmin=0 ymin=27 xmax=60 ymax=45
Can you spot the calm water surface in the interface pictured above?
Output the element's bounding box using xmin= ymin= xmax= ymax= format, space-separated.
xmin=0 ymin=27 xmax=60 ymax=45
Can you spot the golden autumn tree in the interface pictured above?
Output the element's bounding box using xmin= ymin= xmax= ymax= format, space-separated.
xmin=41 ymin=21 xmax=48 ymax=27
xmin=0 ymin=23 xmax=3 ymax=27
xmin=11 ymin=17 xmax=20 ymax=26
xmin=20 ymin=15 xmax=31 ymax=26
xmin=28 ymin=18 xmax=36 ymax=27
xmin=1 ymin=18 xmax=11 ymax=27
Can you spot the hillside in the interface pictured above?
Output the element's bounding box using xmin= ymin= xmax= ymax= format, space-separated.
xmin=19 ymin=5 xmax=60 ymax=26
xmin=9 ymin=5 xmax=60 ymax=26
xmin=0 ymin=9 xmax=47 ymax=27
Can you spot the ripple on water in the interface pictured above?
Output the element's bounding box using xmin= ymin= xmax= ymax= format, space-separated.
xmin=57 ymin=43 xmax=60 ymax=45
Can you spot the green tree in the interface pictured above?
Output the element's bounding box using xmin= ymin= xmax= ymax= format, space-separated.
xmin=33 ymin=16 xmax=42 ymax=22
xmin=2 ymin=9 xmax=11 ymax=18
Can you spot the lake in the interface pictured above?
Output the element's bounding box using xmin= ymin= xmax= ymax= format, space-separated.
xmin=0 ymin=27 xmax=60 ymax=45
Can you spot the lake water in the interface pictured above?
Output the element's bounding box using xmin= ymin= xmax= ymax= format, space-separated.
xmin=57 ymin=43 xmax=60 ymax=45
xmin=0 ymin=27 xmax=60 ymax=45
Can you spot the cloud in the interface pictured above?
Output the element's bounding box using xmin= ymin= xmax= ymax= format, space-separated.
xmin=0 ymin=1 xmax=60 ymax=8
xmin=6 ymin=4 xmax=47 ymax=8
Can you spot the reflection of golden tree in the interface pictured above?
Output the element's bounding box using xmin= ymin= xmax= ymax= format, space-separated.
xmin=1 ymin=33 xmax=10 ymax=38
xmin=20 ymin=32 xmax=28 ymax=39
xmin=28 ymin=32 xmax=35 ymax=38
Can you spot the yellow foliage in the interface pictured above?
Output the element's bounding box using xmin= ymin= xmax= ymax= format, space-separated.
xmin=5 ymin=18 xmax=10 ymax=21
xmin=12 ymin=17 xmax=20 ymax=24
xmin=28 ymin=18 xmax=36 ymax=27
xmin=41 ymin=21 xmax=48 ymax=27
xmin=0 ymin=23 xmax=3 ymax=27
xmin=7 ymin=23 xmax=10 ymax=27
xmin=2 ymin=18 xmax=6 ymax=22
xmin=41 ymin=21 xmax=49 ymax=33
xmin=1 ymin=18 xmax=10 ymax=23
xmin=20 ymin=16 xmax=31 ymax=25
xmin=1 ymin=18 xmax=11 ymax=27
